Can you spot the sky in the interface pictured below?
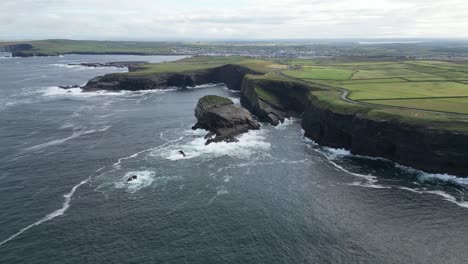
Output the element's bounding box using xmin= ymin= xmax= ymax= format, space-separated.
xmin=1 ymin=0 xmax=467 ymax=40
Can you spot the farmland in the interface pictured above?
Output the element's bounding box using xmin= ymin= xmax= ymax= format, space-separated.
xmin=283 ymin=60 xmax=468 ymax=114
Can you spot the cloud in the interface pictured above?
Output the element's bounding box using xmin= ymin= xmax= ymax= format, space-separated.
xmin=0 ymin=0 xmax=467 ymax=40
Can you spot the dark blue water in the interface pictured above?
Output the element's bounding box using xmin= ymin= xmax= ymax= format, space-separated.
xmin=1 ymin=55 xmax=468 ymax=264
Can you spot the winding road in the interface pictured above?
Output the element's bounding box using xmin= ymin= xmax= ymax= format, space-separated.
xmin=275 ymin=71 xmax=468 ymax=117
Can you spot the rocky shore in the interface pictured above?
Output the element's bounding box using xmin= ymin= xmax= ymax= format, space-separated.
xmin=76 ymin=64 xmax=468 ymax=176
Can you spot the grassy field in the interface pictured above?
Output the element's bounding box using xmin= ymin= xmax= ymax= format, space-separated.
xmin=284 ymin=67 xmax=354 ymax=80
xmin=364 ymin=98 xmax=468 ymax=114
xmin=283 ymin=59 xmax=468 ymax=115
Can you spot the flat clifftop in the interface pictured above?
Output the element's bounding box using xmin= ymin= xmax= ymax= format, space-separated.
xmin=197 ymin=95 xmax=233 ymax=109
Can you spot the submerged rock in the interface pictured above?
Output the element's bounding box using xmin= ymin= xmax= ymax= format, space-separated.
xmin=192 ymin=95 xmax=260 ymax=145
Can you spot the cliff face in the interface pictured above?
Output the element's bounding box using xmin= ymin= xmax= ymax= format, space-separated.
xmin=301 ymin=99 xmax=468 ymax=176
xmin=240 ymin=76 xmax=468 ymax=176
xmin=83 ymin=64 xmax=259 ymax=91
xmin=3 ymin=44 xmax=33 ymax=52
xmin=240 ymin=78 xmax=308 ymax=125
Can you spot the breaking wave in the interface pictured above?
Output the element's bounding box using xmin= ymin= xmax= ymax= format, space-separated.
xmin=42 ymin=86 xmax=178 ymax=97
xmin=155 ymin=129 xmax=271 ymax=161
xmin=303 ymin=136 xmax=468 ymax=208
xmin=274 ymin=118 xmax=297 ymax=130
xmin=114 ymin=171 xmax=156 ymax=193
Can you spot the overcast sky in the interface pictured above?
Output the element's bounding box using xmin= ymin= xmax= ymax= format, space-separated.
xmin=1 ymin=0 xmax=467 ymax=40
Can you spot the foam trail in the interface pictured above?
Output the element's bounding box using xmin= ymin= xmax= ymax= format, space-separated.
xmin=0 ymin=168 xmax=101 ymax=247
xmin=24 ymin=127 xmax=111 ymax=152
xmin=113 ymin=136 xmax=184 ymax=169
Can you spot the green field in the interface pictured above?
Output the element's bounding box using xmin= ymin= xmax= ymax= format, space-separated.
xmin=283 ymin=59 xmax=468 ymax=115
xmin=364 ymin=98 xmax=468 ymax=114
xmin=284 ymin=67 xmax=354 ymax=80
xmin=344 ymin=82 xmax=468 ymax=100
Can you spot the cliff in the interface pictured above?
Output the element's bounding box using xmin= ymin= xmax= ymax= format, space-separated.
xmin=79 ymin=63 xmax=468 ymax=177
xmin=82 ymin=64 xmax=259 ymax=91
xmin=301 ymin=97 xmax=468 ymax=176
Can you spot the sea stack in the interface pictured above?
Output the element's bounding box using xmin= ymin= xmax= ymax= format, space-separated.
xmin=192 ymin=95 xmax=260 ymax=145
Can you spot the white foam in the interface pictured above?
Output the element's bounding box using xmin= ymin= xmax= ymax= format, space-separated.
xmin=303 ymin=137 xmax=468 ymax=209
xmin=183 ymin=129 xmax=209 ymax=137
xmin=395 ymin=164 xmax=468 ymax=187
xmin=348 ymin=181 xmax=391 ymax=189
xmin=222 ymin=86 xmax=241 ymax=93
xmin=186 ymin=83 xmax=222 ymax=89
xmin=42 ymin=86 xmax=177 ymax=98
xmin=42 ymin=86 xmax=124 ymax=97
xmin=157 ymin=130 xmax=271 ymax=160
xmin=0 ymin=168 xmax=99 ymax=247
xmin=114 ymin=171 xmax=156 ymax=193
xmin=397 ymin=188 xmax=468 ymax=209
xmin=275 ymin=117 xmax=297 ymax=130
xmin=322 ymin=147 xmax=352 ymax=160
xmin=224 ymin=176 xmax=232 ymax=182
xmin=228 ymin=97 xmax=241 ymax=105
xmin=208 ymin=186 xmax=229 ymax=204
xmin=113 ymin=137 xmax=184 ymax=169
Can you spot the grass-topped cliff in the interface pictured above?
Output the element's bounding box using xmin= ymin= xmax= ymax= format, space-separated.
xmin=119 ymin=56 xmax=468 ymax=133
xmin=81 ymin=55 xmax=468 ymax=175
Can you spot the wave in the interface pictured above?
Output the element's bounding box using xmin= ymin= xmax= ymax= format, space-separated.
xmin=275 ymin=117 xmax=298 ymax=130
xmin=397 ymin=188 xmax=468 ymax=208
xmin=24 ymin=126 xmax=111 ymax=152
xmin=42 ymin=86 xmax=178 ymax=98
xmin=395 ymin=164 xmax=468 ymax=187
xmin=185 ymin=83 xmax=223 ymax=90
xmin=0 ymin=167 xmax=102 ymax=247
xmin=113 ymin=137 xmax=184 ymax=169
xmin=156 ymin=129 xmax=271 ymax=161
xmin=208 ymin=185 xmax=229 ymax=205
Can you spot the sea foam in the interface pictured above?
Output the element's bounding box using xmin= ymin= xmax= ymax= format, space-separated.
xmin=156 ymin=129 xmax=271 ymax=161
xmin=114 ymin=171 xmax=156 ymax=193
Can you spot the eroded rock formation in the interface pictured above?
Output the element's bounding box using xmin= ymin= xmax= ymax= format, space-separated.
xmin=192 ymin=95 xmax=260 ymax=144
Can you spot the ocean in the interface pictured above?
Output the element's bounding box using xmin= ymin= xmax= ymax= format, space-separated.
xmin=1 ymin=54 xmax=467 ymax=264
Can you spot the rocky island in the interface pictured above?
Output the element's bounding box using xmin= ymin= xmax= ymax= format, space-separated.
xmin=74 ymin=56 xmax=468 ymax=177
xmin=193 ymin=95 xmax=260 ymax=144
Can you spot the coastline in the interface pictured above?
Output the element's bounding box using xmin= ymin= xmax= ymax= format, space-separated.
xmin=77 ymin=62 xmax=468 ymax=177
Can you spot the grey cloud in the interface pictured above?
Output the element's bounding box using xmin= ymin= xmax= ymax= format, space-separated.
xmin=0 ymin=0 xmax=467 ymax=40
